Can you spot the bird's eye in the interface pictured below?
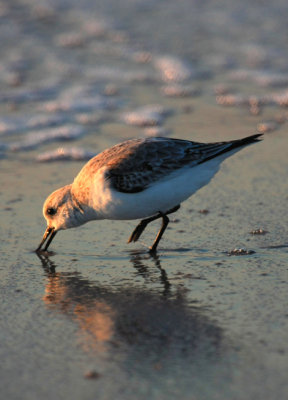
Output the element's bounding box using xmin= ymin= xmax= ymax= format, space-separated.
xmin=47 ymin=207 xmax=57 ymax=216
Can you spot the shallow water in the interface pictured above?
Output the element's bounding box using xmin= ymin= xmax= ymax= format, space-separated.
xmin=1 ymin=0 xmax=288 ymax=399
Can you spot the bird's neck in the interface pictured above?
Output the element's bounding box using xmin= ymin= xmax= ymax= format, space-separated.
xmin=70 ymin=183 xmax=100 ymax=223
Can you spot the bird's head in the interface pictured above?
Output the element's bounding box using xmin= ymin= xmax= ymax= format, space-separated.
xmin=36 ymin=185 xmax=84 ymax=252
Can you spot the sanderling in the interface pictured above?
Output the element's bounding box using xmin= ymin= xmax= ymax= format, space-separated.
xmin=36 ymin=134 xmax=262 ymax=253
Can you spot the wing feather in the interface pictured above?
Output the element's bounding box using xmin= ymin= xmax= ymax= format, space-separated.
xmin=80 ymin=135 xmax=261 ymax=193
xmin=104 ymin=137 xmax=238 ymax=193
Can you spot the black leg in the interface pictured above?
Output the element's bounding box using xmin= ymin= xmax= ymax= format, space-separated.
xmin=149 ymin=213 xmax=169 ymax=253
xmin=128 ymin=204 xmax=180 ymax=251
xmin=128 ymin=213 xmax=163 ymax=243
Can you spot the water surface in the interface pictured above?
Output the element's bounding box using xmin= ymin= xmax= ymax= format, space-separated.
xmin=1 ymin=0 xmax=288 ymax=399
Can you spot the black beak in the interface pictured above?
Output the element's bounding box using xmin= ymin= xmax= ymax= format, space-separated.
xmin=36 ymin=227 xmax=57 ymax=252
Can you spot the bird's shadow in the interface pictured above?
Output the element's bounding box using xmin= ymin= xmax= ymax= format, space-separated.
xmin=35 ymin=251 xmax=224 ymax=364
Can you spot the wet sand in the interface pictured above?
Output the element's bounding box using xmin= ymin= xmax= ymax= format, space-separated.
xmin=1 ymin=0 xmax=288 ymax=399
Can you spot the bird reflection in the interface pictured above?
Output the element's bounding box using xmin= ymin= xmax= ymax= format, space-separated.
xmin=129 ymin=250 xmax=171 ymax=296
xmin=36 ymin=252 xmax=223 ymax=361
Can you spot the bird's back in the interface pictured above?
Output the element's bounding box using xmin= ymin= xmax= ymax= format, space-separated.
xmin=73 ymin=135 xmax=262 ymax=195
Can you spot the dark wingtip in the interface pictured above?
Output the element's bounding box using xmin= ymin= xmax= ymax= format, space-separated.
xmin=227 ymin=133 xmax=263 ymax=150
xmin=236 ymin=133 xmax=263 ymax=144
xmin=250 ymin=133 xmax=263 ymax=141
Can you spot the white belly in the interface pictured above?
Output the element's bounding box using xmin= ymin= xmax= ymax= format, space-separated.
xmin=90 ymin=157 xmax=223 ymax=220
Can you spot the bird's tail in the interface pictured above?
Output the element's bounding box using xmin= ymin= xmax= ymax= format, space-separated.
xmin=230 ymin=133 xmax=262 ymax=146
xmin=199 ymin=133 xmax=263 ymax=164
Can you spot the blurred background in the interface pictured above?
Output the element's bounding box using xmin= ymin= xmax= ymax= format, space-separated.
xmin=1 ymin=0 xmax=288 ymax=399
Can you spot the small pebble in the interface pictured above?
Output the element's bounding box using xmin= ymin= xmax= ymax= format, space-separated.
xmin=250 ymin=228 xmax=268 ymax=235
xmin=198 ymin=209 xmax=210 ymax=214
xmin=227 ymin=248 xmax=255 ymax=256
xmin=84 ymin=370 xmax=101 ymax=380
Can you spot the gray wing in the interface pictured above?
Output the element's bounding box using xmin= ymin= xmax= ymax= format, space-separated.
xmin=103 ymin=137 xmax=238 ymax=193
